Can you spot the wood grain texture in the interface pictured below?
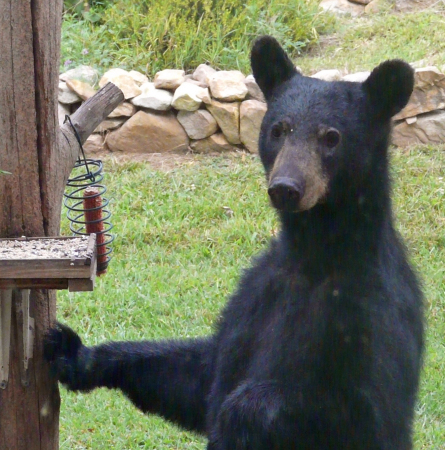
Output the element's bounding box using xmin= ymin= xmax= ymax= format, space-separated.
xmin=58 ymin=82 xmax=124 ymax=192
xmin=0 ymin=0 xmax=42 ymax=238
xmin=0 ymin=279 xmax=95 ymax=292
xmin=0 ymin=0 xmax=122 ymax=446
xmin=0 ymin=260 xmax=94 ymax=279
xmin=0 ymin=1 xmax=62 ymax=447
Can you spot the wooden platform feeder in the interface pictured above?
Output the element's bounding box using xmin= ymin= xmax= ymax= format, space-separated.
xmin=0 ymin=234 xmax=97 ymax=292
xmin=0 ymin=234 xmax=97 ymax=390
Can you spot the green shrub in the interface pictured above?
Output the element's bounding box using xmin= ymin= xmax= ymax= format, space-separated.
xmin=64 ymin=0 xmax=113 ymax=15
xmin=61 ymin=0 xmax=335 ymax=76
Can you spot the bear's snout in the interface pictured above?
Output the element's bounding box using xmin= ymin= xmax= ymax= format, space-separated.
xmin=267 ymin=142 xmax=327 ymax=212
xmin=268 ymin=177 xmax=305 ymax=212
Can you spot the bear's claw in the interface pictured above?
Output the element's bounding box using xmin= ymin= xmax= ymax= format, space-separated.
xmin=44 ymin=322 xmax=83 ymax=363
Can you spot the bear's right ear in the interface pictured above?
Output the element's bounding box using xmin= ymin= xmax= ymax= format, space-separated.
xmin=251 ymin=36 xmax=298 ymax=101
xmin=363 ymin=60 xmax=414 ymax=120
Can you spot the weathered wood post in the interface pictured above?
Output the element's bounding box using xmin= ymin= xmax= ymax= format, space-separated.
xmin=0 ymin=1 xmax=123 ymax=448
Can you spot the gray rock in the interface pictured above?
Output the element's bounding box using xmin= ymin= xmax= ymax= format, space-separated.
xmin=60 ymin=65 xmax=99 ymax=85
xmin=99 ymin=68 xmax=128 ymax=82
xmin=311 ymin=69 xmax=342 ymax=81
xmin=66 ymin=79 xmax=96 ymax=100
xmin=108 ymin=102 xmax=137 ymax=118
xmin=394 ymin=67 xmax=445 ymax=121
xmin=240 ymin=100 xmax=267 ymax=153
xmin=94 ymin=119 xmax=125 ymax=134
xmin=190 ymin=133 xmax=238 ymax=153
xmin=193 ymin=64 xmax=217 ymax=86
xmin=342 ymin=71 xmax=370 ymax=82
xmin=154 ymin=69 xmax=185 ymax=90
xmin=172 ymin=83 xmax=206 ymax=111
xmin=177 ymin=110 xmax=218 ymax=140
xmin=84 ymin=134 xmax=106 ymax=154
xmin=364 ymin=0 xmax=385 ymax=14
xmin=58 ymin=103 xmax=70 ymax=126
xmin=320 ymin=0 xmax=365 ymax=15
xmin=99 ymin=69 xmax=142 ymax=99
xmin=58 ymin=81 xmax=81 ymax=104
xmin=244 ymin=75 xmax=266 ymax=102
xmin=410 ymin=59 xmax=429 ymax=69
xmin=131 ymin=87 xmax=173 ymax=111
xmin=106 ymin=110 xmax=189 ymax=153
xmin=206 ymin=100 xmax=241 ymax=144
xmin=140 ymin=82 xmax=156 ymax=93
xmin=196 ymin=86 xmax=211 ymax=105
xmin=184 ymin=78 xmax=208 ymax=88
xmin=209 ymin=71 xmax=248 ymax=102
xmin=129 ymin=70 xmax=149 ymax=86
xmin=392 ymin=111 xmax=445 ymax=147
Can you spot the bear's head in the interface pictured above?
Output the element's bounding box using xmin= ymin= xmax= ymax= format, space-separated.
xmin=251 ymin=36 xmax=414 ymax=213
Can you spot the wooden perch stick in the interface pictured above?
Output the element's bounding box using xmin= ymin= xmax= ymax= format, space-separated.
xmin=58 ymin=82 xmax=124 ymax=199
xmin=60 ymin=82 xmax=124 ymax=145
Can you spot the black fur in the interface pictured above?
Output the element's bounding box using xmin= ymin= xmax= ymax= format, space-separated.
xmin=45 ymin=36 xmax=423 ymax=449
xmin=363 ymin=59 xmax=415 ymax=120
xmin=250 ymin=35 xmax=298 ymax=100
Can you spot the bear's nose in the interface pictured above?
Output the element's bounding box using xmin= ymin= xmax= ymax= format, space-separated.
xmin=268 ymin=177 xmax=304 ymax=211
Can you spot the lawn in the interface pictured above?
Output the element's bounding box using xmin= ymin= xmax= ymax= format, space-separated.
xmin=61 ymin=1 xmax=445 ymax=77
xmin=297 ymin=6 xmax=445 ymax=75
xmin=57 ymin=146 xmax=445 ymax=449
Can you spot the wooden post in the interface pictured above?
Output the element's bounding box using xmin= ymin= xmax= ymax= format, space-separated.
xmin=0 ymin=1 xmax=124 ymax=448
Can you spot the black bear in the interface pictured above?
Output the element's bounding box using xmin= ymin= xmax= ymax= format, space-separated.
xmin=45 ymin=36 xmax=424 ymax=449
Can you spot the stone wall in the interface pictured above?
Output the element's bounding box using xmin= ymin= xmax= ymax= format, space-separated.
xmin=59 ymin=65 xmax=266 ymax=155
xmin=58 ymin=63 xmax=445 ymax=156
xmin=392 ymin=67 xmax=445 ymax=147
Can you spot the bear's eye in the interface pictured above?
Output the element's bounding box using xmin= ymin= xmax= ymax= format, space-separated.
xmin=271 ymin=123 xmax=284 ymax=139
xmin=324 ymin=128 xmax=341 ymax=149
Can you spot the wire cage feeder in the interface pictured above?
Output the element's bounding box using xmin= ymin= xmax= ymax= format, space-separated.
xmin=63 ymin=117 xmax=114 ymax=275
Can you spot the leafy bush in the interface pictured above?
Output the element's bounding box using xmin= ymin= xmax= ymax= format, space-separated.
xmin=64 ymin=0 xmax=113 ymax=15
xmin=61 ymin=0 xmax=335 ymax=76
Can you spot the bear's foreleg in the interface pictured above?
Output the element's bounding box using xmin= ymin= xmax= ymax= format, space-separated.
xmin=44 ymin=323 xmax=215 ymax=433
xmin=207 ymin=380 xmax=290 ymax=450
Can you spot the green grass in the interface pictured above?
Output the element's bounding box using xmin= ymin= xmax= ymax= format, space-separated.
xmin=392 ymin=145 xmax=445 ymax=449
xmin=297 ymin=5 xmax=445 ymax=74
xmin=58 ymin=153 xmax=274 ymax=449
xmin=61 ymin=0 xmax=445 ymax=78
xmin=57 ymin=147 xmax=445 ymax=448
xmin=60 ymin=0 xmax=335 ymax=76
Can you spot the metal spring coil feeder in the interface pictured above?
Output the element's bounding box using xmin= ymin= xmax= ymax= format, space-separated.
xmin=63 ymin=116 xmax=114 ymax=275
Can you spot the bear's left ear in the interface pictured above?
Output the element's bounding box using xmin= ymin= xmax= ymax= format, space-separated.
xmin=251 ymin=35 xmax=298 ymax=101
xmin=363 ymin=60 xmax=414 ymax=120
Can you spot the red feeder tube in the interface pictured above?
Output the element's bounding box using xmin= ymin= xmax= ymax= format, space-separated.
xmin=83 ymin=186 xmax=107 ymax=276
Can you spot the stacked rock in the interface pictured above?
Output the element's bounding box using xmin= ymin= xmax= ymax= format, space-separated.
xmin=59 ymin=62 xmax=445 ymax=154
xmin=392 ymin=67 xmax=445 ymax=147
xmin=309 ymin=65 xmax=445 ymax=147
xmin=59 ymin=64 xmax=267 ymax=155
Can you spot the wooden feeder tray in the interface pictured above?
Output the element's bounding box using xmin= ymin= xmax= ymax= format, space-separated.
xmin=0 ymin=234 xmax=97 ymax=292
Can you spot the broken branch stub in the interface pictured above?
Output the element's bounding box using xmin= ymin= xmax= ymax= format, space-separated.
xmin=58 ymin=82 xmax=124 ymax=184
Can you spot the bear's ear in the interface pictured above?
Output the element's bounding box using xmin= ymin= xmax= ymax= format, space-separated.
xmin=251 ymin=35 xmax=298 ymax=101
xmin=363 ymin=60 xmax=414 ymax=120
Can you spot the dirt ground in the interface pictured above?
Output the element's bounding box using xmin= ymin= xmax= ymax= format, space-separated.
xmin=394 ymin=0 xmax=442 ymax=11
xmin=98 ymin=150 xmax=252 ymax=172
xmin=95 ymin=150 xmax=197 ymax=171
